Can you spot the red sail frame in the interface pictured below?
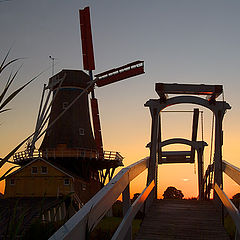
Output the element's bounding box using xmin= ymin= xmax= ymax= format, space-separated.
xmin=95 ymin=61 xmax=144 ymax=87
xmin=79 ymin=7 xmax=95 ymax=70
xmin=91 ymin=98 xmax=104 ymax=158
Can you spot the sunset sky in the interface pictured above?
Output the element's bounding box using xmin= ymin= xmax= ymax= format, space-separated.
xmin=0 ymin=0 xmax=240 ymax=198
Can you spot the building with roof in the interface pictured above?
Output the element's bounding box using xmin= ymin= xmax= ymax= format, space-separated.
xmin=4 ymin=158 xmax=101 ymax=204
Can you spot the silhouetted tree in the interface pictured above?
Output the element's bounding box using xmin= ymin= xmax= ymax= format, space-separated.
xmin=131 ymin=193 xmax=144 ymax=219
xmin=163 ymin=186 xmax=184 ymax=199
xmin=232 ymin=193 xmax=240 ymax=209
xmin=232 ymin=193 xmax=240 ymax=199
xmin=132 ymin=193 xmax=140 ymax=202
xmin=112 ymin=200 xmax=122 ymax=217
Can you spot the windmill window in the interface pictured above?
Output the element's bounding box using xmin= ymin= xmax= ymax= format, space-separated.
xmin=82 ymin=183 xmax=86 ymax=191
xmin=79 ymin=128 xmax=85 ymax=135
xmin=62 ymin=102 xmax=69 ymax=109
xmin=41 ymin=166 xmax=47 ymax=174
xmin=31 ymin=167 xmax=38 ymax=174
xmin=64 ymin=179 xmax=70 ymax=185
xmin=47 ymin=130 xmax=52 ymax=137
xmin=80 ymin=151 xmax=85 ymax=157
xmin=10 ymin=179 xmax=15 ymax=185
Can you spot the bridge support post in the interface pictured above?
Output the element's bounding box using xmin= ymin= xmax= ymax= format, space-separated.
xmin=157 ymin=113 xmax=162 ymax=187
xmin=197 ymin=147 xmax=204 ymax=200
xmin=145 ymin=107 xmax=159 ymax=212
xmin=213 ymin=110 xmax=224 ymax=219
xmin=214 ymin=109 xmax=224 ymax=193
xmin=235 ymin=205 xmax=240 ymax=240
xmin=123 ymin=184 xmax=132 ymax=240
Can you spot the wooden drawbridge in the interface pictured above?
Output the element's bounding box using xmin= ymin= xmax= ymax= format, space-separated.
xmin=48 ymin=157 xmax=239 ymax=240
xmin=48 ymin=83 xmax=239 ymax=240
xmin=135 ymin=199 xmax=229 ymax=240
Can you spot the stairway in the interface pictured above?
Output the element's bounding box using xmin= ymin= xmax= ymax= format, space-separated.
xmin=135 ymin=199 xmax=230 ymax=240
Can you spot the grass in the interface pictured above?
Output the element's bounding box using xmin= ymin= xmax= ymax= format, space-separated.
xmin=23 ymin=221 xmax=58 ymax=240
xmin=224 ymin=214 xmax=236 ymax=240
xmin=90 ymin=216 xmax=142 ymax=240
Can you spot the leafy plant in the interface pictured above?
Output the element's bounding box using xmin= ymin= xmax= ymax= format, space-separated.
xmin=2 ymin=199 xmax=28 ymax=240
xmin=0 ymin=49 xmax=46 ymax=178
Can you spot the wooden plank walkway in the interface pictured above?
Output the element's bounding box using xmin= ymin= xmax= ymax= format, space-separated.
xmin=135 ymin=199 xmax=230 ymax=240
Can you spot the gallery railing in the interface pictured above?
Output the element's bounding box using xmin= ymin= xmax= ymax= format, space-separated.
xmin=13 ymin=149 xmax=123 ymax=164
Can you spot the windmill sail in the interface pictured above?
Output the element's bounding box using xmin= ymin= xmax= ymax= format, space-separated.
xmin=95 ymin=61 xmax=144 ymax=87
xmin=79 ymin=7 xmax=145 ymax=161
xmin=91 ymin=98 xmax=104 ymax=158
xmin=79 ymin=7 xmax=95 ymax=70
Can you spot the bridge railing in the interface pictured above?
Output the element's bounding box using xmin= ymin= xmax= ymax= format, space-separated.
xmin=49 ymin=157 xmax=154 ymax=240
xmin=214 ymin=160 xmax=240 ymax=236
xmin=204 ymin=160 xmax=240 ymax=236
xmin=203 ymin=163 xmax=214 ymax=200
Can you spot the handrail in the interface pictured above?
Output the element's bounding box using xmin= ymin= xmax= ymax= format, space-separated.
xmin=203 ymin=164 xmax=213 ymax=184
xmin=203 ymin=164 xmax=214 ymax=200
xmin=214 ymin=183 xmax=240 ymax=233
xmin=204 ymin=160 xmax=240 ymax=237
xmin=222 ymin=160 xmax=240 ymax=185
xmin=203 ymin=160 xmax=240 ymax=199
xmin=112 ymin=180 xmax=155 ymax=240
xmin=49 ymin=157 xmax=150 ymax=240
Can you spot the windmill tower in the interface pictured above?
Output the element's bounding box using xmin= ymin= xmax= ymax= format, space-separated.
xmin=39 ymin=70 xmax=100 ymax=180
xmin=40 ymin=70 xmax=96 ymax=154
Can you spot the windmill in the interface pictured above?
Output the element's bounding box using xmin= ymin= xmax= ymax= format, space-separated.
xmin=70 ymin=6 xmax=144 ymax=183
xmin=12 ymin=6 xmax=144 ymax=198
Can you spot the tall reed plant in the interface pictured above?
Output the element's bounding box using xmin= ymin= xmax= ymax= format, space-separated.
xmin=0 ymin=49 xmax=46 ymax=179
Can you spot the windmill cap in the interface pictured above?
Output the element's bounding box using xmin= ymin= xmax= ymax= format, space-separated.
xmin=48 ymin=69 xmax=90 ymax=90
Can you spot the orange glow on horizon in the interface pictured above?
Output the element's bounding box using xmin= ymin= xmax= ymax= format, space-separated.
xmin=1 ymin=109 xmax=240 ymax=200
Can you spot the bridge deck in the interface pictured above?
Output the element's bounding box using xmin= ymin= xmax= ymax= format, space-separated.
xmin=135 ymin=199 xmax=229 ymax=240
